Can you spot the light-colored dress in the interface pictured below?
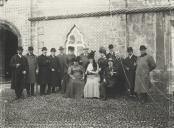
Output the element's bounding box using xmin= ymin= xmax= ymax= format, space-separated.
xmin=84 ymin=63 xmax=100 ymax=98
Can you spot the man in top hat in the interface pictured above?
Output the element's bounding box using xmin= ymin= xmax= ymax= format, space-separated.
xmin=10 ymin=46 xmax=28 ymax=99
xmin=25 ymin=46 xmax=38 ymax=96
xmin=100 ymin=58 xmax=117 ymax=100
xmin=38 ymin=47 xmax=50 ymax=95
xmin=134 ymin=45 xmax=156 ymax=104
xmin=124 ymin=47 xmax=137 ymax=97
xmin=48 ymin=48 xmax=60 ymax=94
xmin=57 ymin=46 xmax=68 ymax=93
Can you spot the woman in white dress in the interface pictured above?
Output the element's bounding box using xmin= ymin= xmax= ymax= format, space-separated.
xmin=84 ymin=51 xmax=100 ymax=98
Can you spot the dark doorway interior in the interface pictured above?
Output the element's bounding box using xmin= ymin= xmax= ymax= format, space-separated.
xmin=0 ymin=28 xmax=18 ymax=80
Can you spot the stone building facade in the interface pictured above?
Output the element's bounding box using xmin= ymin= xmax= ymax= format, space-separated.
xmin=0 ymin=0 xmax=174 ymax=93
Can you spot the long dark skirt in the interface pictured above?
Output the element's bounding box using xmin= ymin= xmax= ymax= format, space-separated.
xmin=65 ymin=78 xmax=85 ymax=99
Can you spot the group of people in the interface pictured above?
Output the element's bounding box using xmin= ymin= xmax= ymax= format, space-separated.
xmin=10 ymin=44 xmax=156 ymax=103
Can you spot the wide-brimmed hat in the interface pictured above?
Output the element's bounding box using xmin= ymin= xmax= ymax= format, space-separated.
xmin=140 ymin=45 xmax=147 ymax=50
xmin=42 ymin=47 xmax=47 ymax=51
xmin=17 ymin=46 xmax=23 ymax=51
xmin=50 ymin=48 xmax=56 ymax=52
xmin=28 ymin=46 xmax=34 ymax=51
xmin=59 ymin=46 xmax=64 ymax=50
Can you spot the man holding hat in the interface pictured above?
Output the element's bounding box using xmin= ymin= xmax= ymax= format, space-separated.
xmin=48 ymin=48 xmax=60 ymax=94
xmin=10 ymin=46 xmax=28 ymax=99
xmin=25 ymin=46 xmax=38 ymax=96
xmin=134 ymin=45 xmax=156 ymax=103
xmin=38 ymin=47 xmax=50 ymax=95
xmin=124 ymin=47 xmax=137 ymax=97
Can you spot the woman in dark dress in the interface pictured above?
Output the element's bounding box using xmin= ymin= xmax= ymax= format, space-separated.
xmin=65 ymin=56 xmax=85 ymax=99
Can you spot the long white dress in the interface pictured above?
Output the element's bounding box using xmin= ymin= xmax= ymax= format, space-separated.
xmin=84 ymin=63 xmax=100 ymax=98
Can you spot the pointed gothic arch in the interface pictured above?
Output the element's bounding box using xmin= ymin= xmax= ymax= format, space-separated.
xmin=65 ymin=25 xmax=87 ymax=56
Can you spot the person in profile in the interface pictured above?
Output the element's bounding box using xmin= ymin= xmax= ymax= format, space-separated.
xmin=10 ymin=46 xmax=28 ymax=99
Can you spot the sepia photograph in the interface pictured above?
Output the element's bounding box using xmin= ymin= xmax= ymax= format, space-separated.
xmin=0 ymin=0 xmax=174 ymax=127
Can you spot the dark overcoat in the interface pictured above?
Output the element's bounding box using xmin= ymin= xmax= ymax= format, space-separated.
xmin=37 ymin=54 xmax=50 ymax=85
xmin=98 ymin=57 xmax=108 ymax=82
xmin=123 ymin=55 xmax=137 ymax=91
xmin=10 ymin=54 xmax=28 ymax=90
xmin=57 ymin=54 xmax=68 ymax=80
xmin=48 ymin=55 xmax=60 ymax=86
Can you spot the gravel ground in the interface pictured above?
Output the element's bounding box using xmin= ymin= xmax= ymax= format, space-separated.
xmin=0 ymin=87 xmax=173 ymax=128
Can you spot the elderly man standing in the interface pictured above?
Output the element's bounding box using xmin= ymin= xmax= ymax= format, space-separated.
xmin=135 ymin=45 xmax=156 ymax=104
xmin=38 ymin=47 xmax=50 ymax=95
xmin=25 ymin=46 xmax=38 ymax=96
xmin=124 ymin=47 xmax=137 ymax=97
xmin=10 ymin=46 xmax=28 ymax=99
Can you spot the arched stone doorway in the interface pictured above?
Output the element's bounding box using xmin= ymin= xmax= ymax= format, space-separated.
xmin=0 ymin=20 xmax=21 ymax=80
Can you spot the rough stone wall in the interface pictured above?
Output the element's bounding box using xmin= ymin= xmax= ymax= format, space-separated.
xmin=0 ymin=0 xmax=31 ymax=53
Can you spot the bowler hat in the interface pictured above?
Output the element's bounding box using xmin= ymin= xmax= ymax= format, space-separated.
xmin=59 ymin=46 xmax=64 ymax=50
xmin=68 ymin=46 xmax=75 ymax=51
xmin=140 ymin=45 xmax=147 ymax=50
xmin=50 ymin=48 xmax=56 ymax=52
xmin=17 ymin=46 xmax=23 ymax=51
xmin=42 ymin=47 xmax=47 ymax=51
xmin=127 ymin=47 xmax=133 ymax=52
xmin=28 ymin=46 xmax=34 ymax=51
xmin=108 ymin=44 xmax=114 ymax=49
